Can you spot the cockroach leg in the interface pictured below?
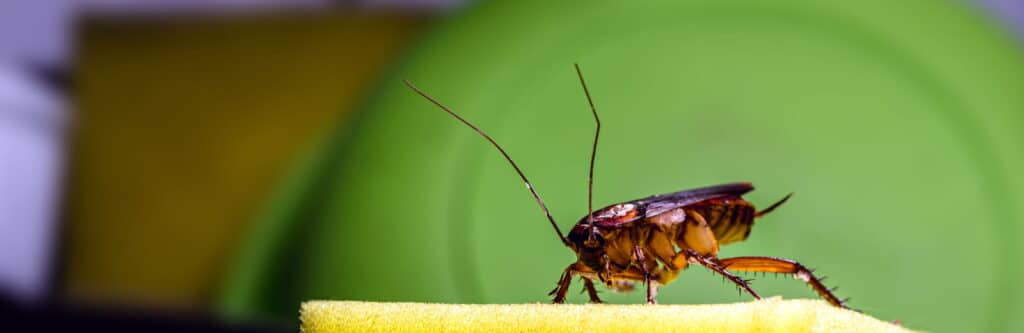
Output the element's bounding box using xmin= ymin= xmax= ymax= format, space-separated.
xmin=549 ymin=267 xmax=574 ymax=303
xmin=683 ymin=249 xmax=761 ymax=300
xmin=633 ymin=246 xmax=658 ymax=304
xmin=718 ymin=256 xmax=849 ymax=309
xmin=582 ymin=278 xmax=602 ymax=303
xmin=646 ymin=280 xmax=659 ymax=304
xmin=551 ymin=263 xmax=603 ymax=304
xmin=599 ymin=254 xmax=612 ymax=283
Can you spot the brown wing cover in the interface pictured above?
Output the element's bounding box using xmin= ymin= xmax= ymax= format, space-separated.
xmin=638 ymin=182 xmax=753 ymax=218
xmin=586 ymin=182 xmax=754 ymax=228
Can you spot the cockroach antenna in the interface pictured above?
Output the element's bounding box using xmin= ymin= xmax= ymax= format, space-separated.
xmin=403 ymin=79 xmax=570 ymax=246
xmin=574 ymin=63 xmax=601 ymax=224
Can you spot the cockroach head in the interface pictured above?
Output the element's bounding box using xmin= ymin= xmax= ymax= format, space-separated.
xmin=567 ymin=223 xmax=604 ymax=251
xmin=567 ymin=223 xmax=607 ymax=270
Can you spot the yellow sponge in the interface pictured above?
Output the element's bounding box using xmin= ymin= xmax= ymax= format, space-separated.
xmin=300 ymin=298 xmax=914 ymax=333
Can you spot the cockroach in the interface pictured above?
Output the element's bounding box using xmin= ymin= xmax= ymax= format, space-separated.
xmin=403 ymin=64 xmax=849 ymax=309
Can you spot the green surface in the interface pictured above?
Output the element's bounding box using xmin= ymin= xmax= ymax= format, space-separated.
xmin=220 ymin=1 xmax=1024 ymax=332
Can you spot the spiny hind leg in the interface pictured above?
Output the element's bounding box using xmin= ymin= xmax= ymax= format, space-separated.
xmin=719 ymin=256 xmax=849 ymax=309
xmin=683 ymin=249 xmax=761 ymax=300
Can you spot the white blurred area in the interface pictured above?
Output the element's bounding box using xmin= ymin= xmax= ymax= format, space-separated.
xmin=0 ymin=0 xmax=71 ymax=303
xmin=0 ymin=64 xmax=66 ymax=303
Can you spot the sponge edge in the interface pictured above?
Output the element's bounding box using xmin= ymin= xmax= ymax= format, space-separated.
xmin=300 ymin=298 xmax=915 ymax=333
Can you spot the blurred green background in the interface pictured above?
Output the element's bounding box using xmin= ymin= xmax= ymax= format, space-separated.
xmin=68 ymin=0 xmax=1024 ymax=332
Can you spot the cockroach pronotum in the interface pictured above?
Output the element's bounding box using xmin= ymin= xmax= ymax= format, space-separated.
xmin=403 ymin=64 xmax=849 ymax=309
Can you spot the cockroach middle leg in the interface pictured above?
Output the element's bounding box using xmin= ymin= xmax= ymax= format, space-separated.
xmin=684 ymin=249 xmax=761 ymax=300
xmin=633 ymin=246 xmax=659 ymax=304
xmin=719 ymin=256 xmax=849 ymax=309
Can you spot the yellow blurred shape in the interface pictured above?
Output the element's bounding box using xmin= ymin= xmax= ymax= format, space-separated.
xmin=301 ymin=299 xmax=915 ymax=333
xmin=68 ymin=13 xmax=423 ymax=306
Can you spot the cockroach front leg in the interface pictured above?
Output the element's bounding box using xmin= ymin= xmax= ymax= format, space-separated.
xmin=719 ymin=256 xmax=849 ymax=309
xmin=683 ymin=249 xmax=761 ymax=300
xmin=550 ymin=263 xmax=603 ymax=303
xmin=549 ymin=266 xmax=574 ymax=303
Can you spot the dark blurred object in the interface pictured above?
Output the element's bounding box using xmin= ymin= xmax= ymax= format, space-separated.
xmin=0 ymin=289 xmax=291 ymax=333
xmin=77 ymin=0 xmax=466 ymax=17
xmin=66 ymin=9 xmax=426 ymax=309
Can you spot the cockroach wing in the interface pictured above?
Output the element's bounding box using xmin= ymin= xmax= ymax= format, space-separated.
xmin=589 ymin=202 xmax=643 ymax=227
xmin=638 ymin=182 xmax=754 ymax=218
xmin=588 ymin=182 xmax=753 ymax=228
